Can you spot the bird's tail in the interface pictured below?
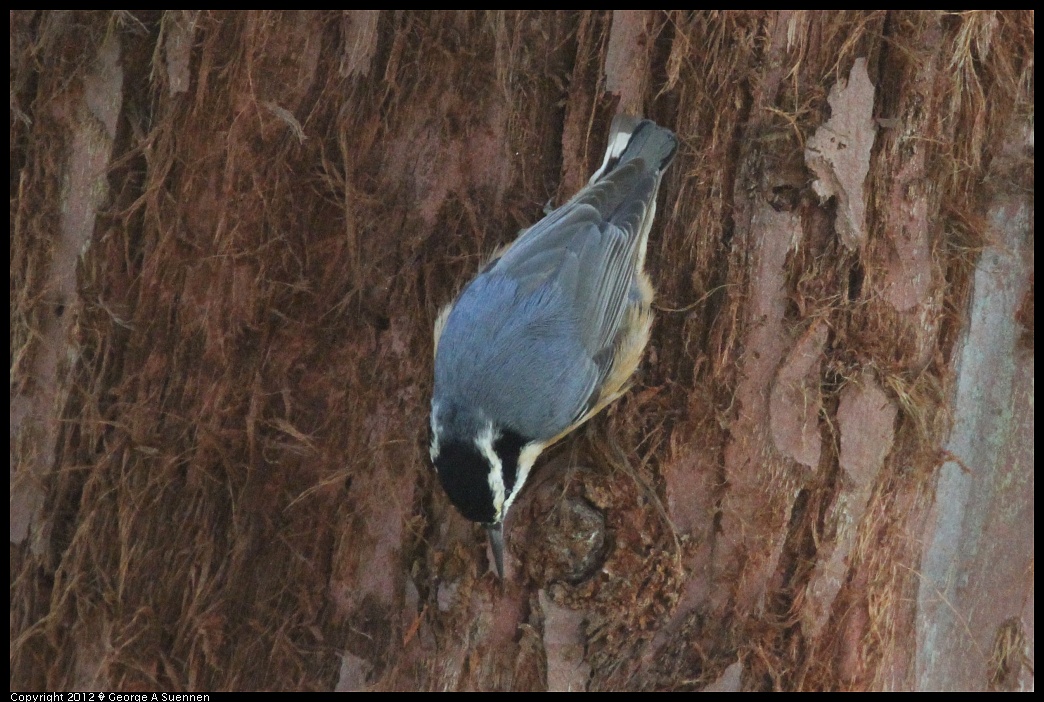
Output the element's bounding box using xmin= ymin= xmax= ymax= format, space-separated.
xmin=589 ymin=115 xmax=677 ymax=185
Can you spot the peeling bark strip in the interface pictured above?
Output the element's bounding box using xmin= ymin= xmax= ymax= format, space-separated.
xmin=163 ymin=11 xmax=199 ymax=94
xmin=917 ymin=122 xmax=1034 ymax=692
xmin=10 ymin=11 xmax=1034 ymax=692
xmin=870 ymin=16 xmax=947 ymax=371
xmin=770 ymin=321 xmax=828 ymax=470
xmin=10 ymin=32 xmax=123 ymax=551
xmin=604 ymin=10 xmax=656 ymax=115
xmin=540 ymin=589 xmax=592 ymax=691
xmin=803 ymin=372 xmax=896 ymax=639
xmin=805 ymin=57 xmax=877 ymax=251
xmin=341 ymin=10 xmax=380 ymax=78
xmin=719 ymin=205 xmax=804 ymax=615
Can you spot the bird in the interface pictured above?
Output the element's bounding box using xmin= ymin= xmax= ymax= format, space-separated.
xmin=429 ymin=115 xmax=677 ymax=578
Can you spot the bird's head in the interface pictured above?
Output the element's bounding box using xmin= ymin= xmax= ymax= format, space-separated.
xmin=429 ymin=402 xmax=540 ymax=577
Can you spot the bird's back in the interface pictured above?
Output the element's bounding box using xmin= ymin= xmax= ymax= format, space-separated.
xmin=434 ymin=118 xmax=677 ymax=443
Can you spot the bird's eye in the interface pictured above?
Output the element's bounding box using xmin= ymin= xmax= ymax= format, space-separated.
xmin=492 ymin=430 xmax=527 ymax=494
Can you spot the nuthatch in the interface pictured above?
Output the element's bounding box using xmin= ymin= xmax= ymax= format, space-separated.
xmin=430 ymin=116 xmax=677 ymax=578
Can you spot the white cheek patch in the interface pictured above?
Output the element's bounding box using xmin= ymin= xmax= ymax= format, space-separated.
xmin=475 ymin=424 xmax=506 ymax=521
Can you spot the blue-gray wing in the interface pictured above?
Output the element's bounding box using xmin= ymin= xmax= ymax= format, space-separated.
xmin=492 ymin=167 xmax=647 ymax=361
xmin=491 ymin=156 xmax=662 ymax=382
xmin=434 ymin=119 xmax=676 ymax=440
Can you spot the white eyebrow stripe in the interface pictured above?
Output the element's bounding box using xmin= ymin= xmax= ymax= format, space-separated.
xmin=429 ymin=402 xmax=441 ymax=463
xmin=475 ymin=424 xmax=505 ymax=521
xmin=502 ymin=442 xmax=544 ymax=514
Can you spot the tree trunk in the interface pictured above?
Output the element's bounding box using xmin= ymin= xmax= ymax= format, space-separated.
xmin=10 ymin=10 xmax=1034 ymax=691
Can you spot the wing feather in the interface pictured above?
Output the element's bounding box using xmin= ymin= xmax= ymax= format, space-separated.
xmin=490 ymin=158 xmax=657 ymax=382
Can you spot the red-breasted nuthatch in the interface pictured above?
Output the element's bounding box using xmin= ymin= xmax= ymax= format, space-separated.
xmin=430 ymin=116 xmax=677 ymax=578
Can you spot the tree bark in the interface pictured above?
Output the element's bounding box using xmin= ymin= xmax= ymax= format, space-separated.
xmin=10 ymin=10 xmax=1034 ymax=691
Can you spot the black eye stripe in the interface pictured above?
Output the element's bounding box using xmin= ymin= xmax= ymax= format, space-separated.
xmin=493 ymin=429 xmax=527 ymax=495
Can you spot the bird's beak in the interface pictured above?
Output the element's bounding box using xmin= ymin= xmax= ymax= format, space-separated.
xmin=486 ymin=523 xmax=505 ymax=579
